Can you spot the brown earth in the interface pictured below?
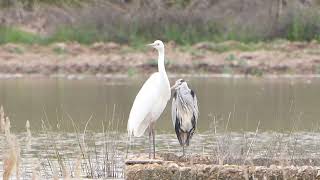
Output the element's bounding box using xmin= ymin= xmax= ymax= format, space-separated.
xmin=0 ymin=40 xmax=320 ymax=76
xmin=125 ymin=153 xmax=320 ymax=180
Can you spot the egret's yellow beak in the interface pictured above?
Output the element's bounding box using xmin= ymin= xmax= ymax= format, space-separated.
xmin=147 ymin=42 xmax=155 ymax=47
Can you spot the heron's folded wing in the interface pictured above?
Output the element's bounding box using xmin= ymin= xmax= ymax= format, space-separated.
xmin=171 ymin=91 xmax=177 ymax=127
xmin=193 ymin=93 xmax=199 ymax=123
xmin=181 ymin=89 xmax=199 ymax=122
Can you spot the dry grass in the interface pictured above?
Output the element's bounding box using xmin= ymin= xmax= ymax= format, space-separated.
xmin=0 ymin=106 xmax=5 ymax=133
xmin=31 ymin=160 xmax=40 ymax=180
xmin=1 ymin=108 xmax=21 ymax=180
xmin=1 ymin=0 xmax=320 ymax=44
xmin=34 ymin=106 xmax=125 ymax=179
xmin=26 ymin=120 xmax=32 ymax=151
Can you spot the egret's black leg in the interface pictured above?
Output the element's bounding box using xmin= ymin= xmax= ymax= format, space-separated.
xmin=149 ymin=125 xmax=152 ymax=159
xmin=182 ymin=145 xmax=185 ymax=157
xmin=152 ymin=126 xmax=156 ymax=159
xmin=126 ymin=135 xmax=130 ymax=159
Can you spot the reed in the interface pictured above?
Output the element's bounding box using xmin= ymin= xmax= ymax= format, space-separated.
xmin=31 ymin=160 xmax=40 ymax=180
xmin=26 ymin=120 xmax=32 ymax=151
xmin=1 ymin=107 xmax=21 ymax=180
xmin=0 ymin=106 xmax=5 ymax=133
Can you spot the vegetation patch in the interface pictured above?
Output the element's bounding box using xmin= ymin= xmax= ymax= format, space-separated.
xmin=1 ymin=1 xmax=320 ymax=46
xmin=0 ymin=26 xmax=42 ymax=44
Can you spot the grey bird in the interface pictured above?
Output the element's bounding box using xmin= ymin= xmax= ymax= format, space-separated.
xmin=171 ymin=79 xmax=199 ymax=156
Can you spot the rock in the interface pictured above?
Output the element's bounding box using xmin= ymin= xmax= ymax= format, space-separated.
xmin=125 ymin=159 xmax=164 ymax=165
xmin=316 ymin=169 xmax=320 ymax=178
xmin=105 ymin=42 xmax=120 ymax=50
xmin=52 ymin=43 xmax=66 ymax=51
xmin=193 ymin=42 xmax=213 ymax=50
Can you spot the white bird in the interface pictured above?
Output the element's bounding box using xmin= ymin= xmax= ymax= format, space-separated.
xmin=171 ymin=79 xmax=199 ymax=156
xmin=127 ymin=40 xmax=171 ymax=159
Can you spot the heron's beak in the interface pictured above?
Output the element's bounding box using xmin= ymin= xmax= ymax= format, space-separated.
xmin=170 ymin=84 xmax=178 ymax=90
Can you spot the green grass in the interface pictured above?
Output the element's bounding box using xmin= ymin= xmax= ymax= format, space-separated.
xmin=36 ymin=0 xmax=84 ymax=5
xmin=1 ymin=0 xmax=320 ymax=46
xmin=1 ymin=0 xmax=85 ymax=8
xmin=225 ymin=54 xmax=236 ymax=62
xmin=286 ymin=11 xmax=320 ymax=41
xmin=46 ymin=27 xmax=102 ymax=44
xmin=4 ymin=45 xmax=24 ymax=54
xmin=0 ymin=27 xmax=42 ymax=44
xmin=127 ymin=67 xmax=137 ymax=77
xmin=52 ymin=46 xmax=66 ymax=54
xmin=0 ymin=12 xmax=319 ymax=48
xmin=0 ymin=26 xmax=104 ymax=45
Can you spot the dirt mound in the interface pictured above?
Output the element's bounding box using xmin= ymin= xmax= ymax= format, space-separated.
xmin=125 ymin=153 xmax=320 ymax=180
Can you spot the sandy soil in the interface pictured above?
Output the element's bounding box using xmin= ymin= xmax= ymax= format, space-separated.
xmin=0 ymin=41 xmax=320 ymax=76
xmin=125 ymin=153 xmax=320 ymax=180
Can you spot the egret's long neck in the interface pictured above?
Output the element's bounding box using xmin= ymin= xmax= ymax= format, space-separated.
xmin=157 ymin=48 xmax=166 ymax=75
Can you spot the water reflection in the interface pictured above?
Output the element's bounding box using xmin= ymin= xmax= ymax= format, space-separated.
xmin=0 ymin=76 xmax=319 ymax=132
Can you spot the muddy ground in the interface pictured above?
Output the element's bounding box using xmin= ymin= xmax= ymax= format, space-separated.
xmin=0 ymin=40 xmax=320 ymax=76
xmin=125 ymin=153 xmax=320 ymax=180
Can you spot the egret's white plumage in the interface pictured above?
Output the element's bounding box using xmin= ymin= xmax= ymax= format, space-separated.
xmin=127 ymin=40 xmax=170 ymax=158
xmin=127 ymin=73 xmax=170 ymax=137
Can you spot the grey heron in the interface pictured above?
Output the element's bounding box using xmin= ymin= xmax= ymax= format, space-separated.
xmin=127 ymin=40 xmax=171 ymax=159
xmin=171 ymin=79 xmax=199 ymax=156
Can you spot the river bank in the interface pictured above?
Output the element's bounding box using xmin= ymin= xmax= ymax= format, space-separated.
xmin=1 ymin=40 xmax=320 ymax=76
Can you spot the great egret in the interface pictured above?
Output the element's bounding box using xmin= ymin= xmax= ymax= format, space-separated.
xmin=171 ymin=79 xmax=199 ymax=156
xmin=127 ymin=40 xmax=171 ymax=159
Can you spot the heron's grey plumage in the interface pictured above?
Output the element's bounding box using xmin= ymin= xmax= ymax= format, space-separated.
xmin=171 ymin=79 xmax=199 ymax=152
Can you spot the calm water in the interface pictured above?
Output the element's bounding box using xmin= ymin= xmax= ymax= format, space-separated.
xmin=1 ymin=76 xmax=320 ymax=179
xmin=0 ymin=76 xmax=319 ymax=132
